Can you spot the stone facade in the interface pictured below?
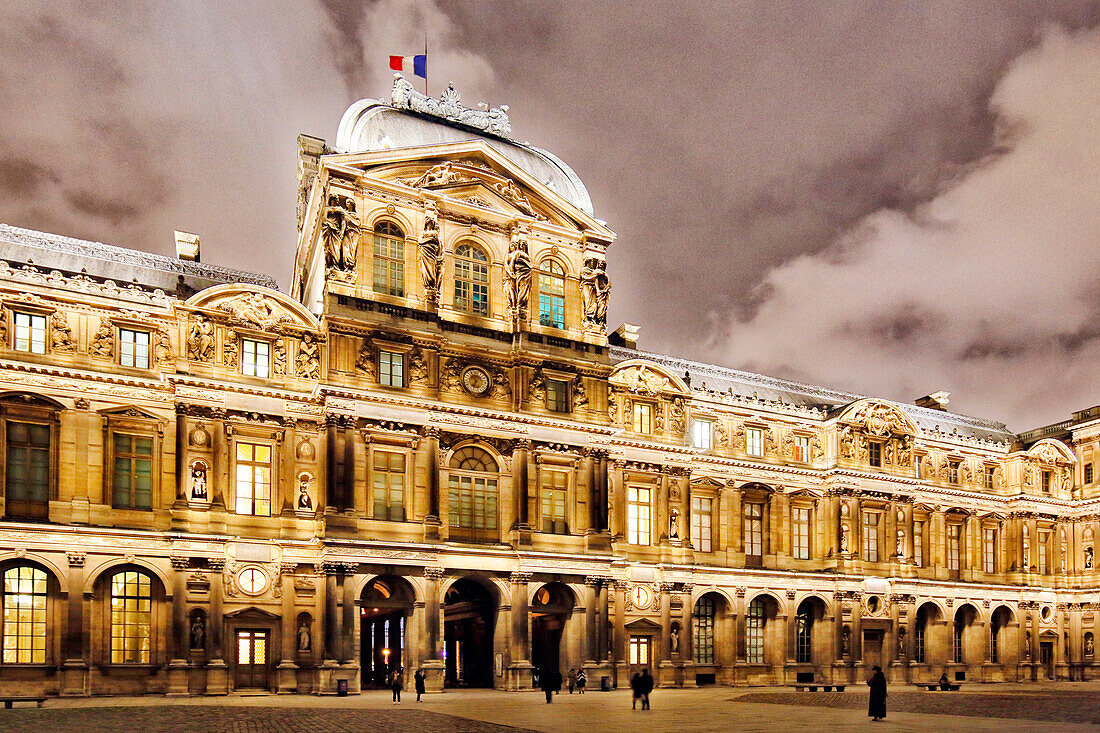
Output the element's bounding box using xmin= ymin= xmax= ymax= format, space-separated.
xmin=0 ymin=78 xmax=1095 ymax=697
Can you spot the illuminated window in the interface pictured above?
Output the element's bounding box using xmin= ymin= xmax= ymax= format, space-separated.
xmin=241 ymin=339 xmax=269 ymax=378
xmin=983 ymin=528 xmax=996 ymax=574
xmin=454 ymin=242 xmax=489 ymax=315
xmin=792 ymin=506 xmax=810 ymax=560
xmin=235 ymin=442 xmax=272 ymax=516
xmin=119 ymin=329 xmax=150 ymax=369
xmin=13 ymin=313 xmax=46 ymax=354
xmin=110 ymin=571 xmax=151 ymax=664
xmin=692 ymin=596 xmax=715 ymax=664
xmin=743 ymin=503 xmax=763 ymax=560
xmin=746 ymin=598 xmax=765 ymax=664
xmin=868 ymin=441 xmax=882 ymax=468
xmin=627 ymin=486 xmax=651 ymax=545
xmin=372 ymin=451 xmax=406 ymax=521
xmin=2 ymin=566 xmax=46 ymax=664
xmin=1041 ymin=470 xmax=1051 ymax=493
xmin=984 ymin=466 xmax=995 ymax=490
xmin=447 ymin=447 xmax=498 ymax=537
xmin=379 ymin=350 xmax=403 ymax=387
xmin=539 ymin=469 xmax=568 ymax=534
xmin=746 ymin=428 xmax=763 ymax=457
xmin=793 ymin=435 xmax=809 ymax=462
xmin=691 ymin=496 xmax=712 ymax=553
xmin=913 ymin=522 xmax=924 ymax=567
xmin=1038 ymin=532 xmax=1049 ymax=574
xmin=948 ymin=460 xmax=960 ymax=484
xmin=112 ymin=433 xmax=153 ymax=510
xmin=538 ymin=260 xmax=565 ymax=328
xmin=372 ymin=221 xmax=405 ymax=296
xmin=862 ymin=512 xmax=879 ymax=562
xmin=947 ymin=524 xmax=961 ymax=571
xmin=914 ymin=455 xmax=923 ymax=479
xmin=546 ymin=379 xmax=570 ymax=413
xmin=692 ymin=419 xmax=712 ymax=450
xmin=632 ymin=403 xmax=652 ymax=434
xmin=628 ymin=635 xmax=651 ymax=665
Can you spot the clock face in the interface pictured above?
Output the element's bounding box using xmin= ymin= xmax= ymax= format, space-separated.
xmin=631 ymin=585 xmax=651 ymax=609
xmin=238 ymin=567 xmax=267 ymax=595
xmin=462 ymin=366 xmax=491 ymax=396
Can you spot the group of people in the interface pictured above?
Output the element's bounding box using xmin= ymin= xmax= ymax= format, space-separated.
xmin=385 ymin=668 xmax=427 ymax=703
xmin=630 ymin=669 xmax=654 ymax=710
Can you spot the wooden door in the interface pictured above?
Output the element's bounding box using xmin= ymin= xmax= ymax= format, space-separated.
xmin=628 ymin=635 xmax=652 ymax=675
xmin=1040 ymin=642 xmax=1054 ymax=679
xmin=236 ymin=629 xmax=268 ymax=689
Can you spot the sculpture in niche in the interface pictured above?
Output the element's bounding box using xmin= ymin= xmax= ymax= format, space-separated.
xmin=994 ymin=465 xmax=1005 ymax=489
xmin=839 ymin=426 xmax=855 ymax=459
xmin=417 ymin=206 xmax=443 ymax=302
xmin=298 ymin=621 xmax=312 ymax=652
xmin=490 ymin=370 xmax=512 ymax=400
xmin=408 ymin=347 xmax=429 ymax=384
xmin=607 ymin=394 xmax=617 ymax=422
xmin=1025 ymin=630 xmax=1032 ymax=658
xmin=272 ymin=339 xmax=286 ymax=375
xmin=440 ymin=358 xmax=462 ymax=391
xmin=896 ymin=529 xmax=905 ymax=558
xmin=1085 ymin=546 xmax=1094 ymax=569
xmin=1024 ymin=464 xmax=1037 ymax=490
xmin=154 ymin=330 xmax=172 ymax=365
xmin=573 ymin=378 xmax=589 ymax=411
xmin=856 ymin=434 xmax=869 ymax=463
xmin=190 ymin=614 xmax=205 ymax=651
xmin=1060 ymin=535 xmax=1067 ymax=570
xmin=764 ymin=428 xmax=777 ymax=455
xmin=840 ymin=523 xmax=851 ymax=553
xmin=503 ymin=226 xmax=532 ymax=324
xmin=731 ymin=423 xmax=746 ymax=451
xmin=50 ymin=312 xmax=75 ymax=353
xmin=1023 ymin=525 xmax=1031 ymax=569
xmin=810 ymin=435 xmax=824 ymax=462
xmin=841 ymin=627 xmax=850 ymax=656
xmin=884 ymin=439 xmax=897 ymax=466
xmin=217 ymin=293 xmax=288 ymax=331
xmin=0 ymin=312 xmax=6 ymax=343
xmin=669 ymin=622 xmax=680 ymax=654
xmin=354 ymin=339 xmax=376 ymax=379
xmin=296 ymin=335 xmax=320 ymax=379
xmin=297 ymin=473 xmax=314 ymax=511
xmin=90 ymin=320 xmax=113 ymax=358
xmin=669 ymin=507 xmax=680 ymax=539
xmin=579 ymin=258 xmax=610 ymax=331
xmin=529 ymin=369 xmax=546 ymax=405
xmin=188 ymin=317 xmax=215 ymax=361
xmin=223 ymin=330 xmax=239 ymax=369
xmin=1060 ymin=469 xmax=1071 ymax=493
xmin=390 ymin=74 xmax=512 ymax=139
xmin=714 ymin=420 xmax=728 ymax=448
xmin=669 ymin=397 xmax=685 ymax=434
xmin=961 ymin=461 xmax=974 ymax=485
xmin=781 ymin=430 xmax=794 ymax=457
xmin=897 ymin=436 xmax=912 ymax=466
xmin=897 ymin=628 xmax=906 ymax=658
xmin=320 ymin=193 xmax=361 ymax=272
xmin=1086 ymin=633 xmax=1095 ymax=657
xmin=190 ymin=461 xmax=208 ymax=501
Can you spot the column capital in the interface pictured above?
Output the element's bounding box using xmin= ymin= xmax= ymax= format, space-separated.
xmin=66 ymin=551 xmax=86 ymax=568
xmin=680 ymin=583 xmax=694 ymax=595
xmin=658 ymin=581 xmax=676 ymax=593
xmin=613 ymin=579 xmax=630 ymax=591
xmin=510 ymin=571 xmax=532 ymax=584
xmin=169 ymin=555 xmax=189 ymax=571
xmin=207 ymin=557 xmax=227 ymax=572
xmin=323 ymin=561 xmax=356 ymax=576
xmin=584 ymin=575 xmax=604 ymax=587
xmin=423 ymin=566 xmax=445 ymax=581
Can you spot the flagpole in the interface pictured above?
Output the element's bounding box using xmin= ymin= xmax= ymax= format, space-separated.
xmin=423 ymin=33 xmax=428 ymax=96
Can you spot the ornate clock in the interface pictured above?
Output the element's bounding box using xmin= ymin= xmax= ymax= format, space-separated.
xmin=630 ymin=584 xmax=652 ymax=610
xmin=461 ymin=366 xmax=491 ymax=396
xmin=237 ymin=566 xmax=268 ymax=595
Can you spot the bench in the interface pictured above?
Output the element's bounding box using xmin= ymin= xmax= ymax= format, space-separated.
xmin=0 ymin=697 xmax=46 ymax=708
xmin=920 ymin=683 xmax=960 ymax=691
xmin=793 ymin=684 xmax=846 ymax=692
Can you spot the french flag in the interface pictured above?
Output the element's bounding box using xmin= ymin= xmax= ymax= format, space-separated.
xmin=389 ymin=54 xmax=427 ymax=79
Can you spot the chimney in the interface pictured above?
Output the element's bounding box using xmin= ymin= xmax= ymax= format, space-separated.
xmin=609 ymin=323 xmax=641 ymax=349
xmin=915 ymin=391 xmax=950 ymax=411
xmin=174 ymin=231 xmax=200 ymax=262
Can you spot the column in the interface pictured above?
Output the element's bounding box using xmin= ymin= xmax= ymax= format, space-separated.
xmin=612 ymin=580 xmax=628 ymax=685
xmin=323 ymin=565 xmax=340 ymax=663
xmin=586 ymin=450 xmax=599 ymax=532
xmin=205 ymin=557 xmax=228 ymax=694
xmin=425 ymin=428 xmax=440 ymax=521
xmin=421 ymin=567 xmax=444 ymax=692
xmin=680 ymin=584 xmax=694 ymax=684
xmin=584 ymin=577 xmax=600 ymax=663
xmin=596 ymin=454 xmax=609 ymax=532
xmin=508 ymin=571 xmax=532 ymax=690
xmin=657 ymin=472 xmax=670 ymax=543
xmin=596 ymin=579 xmax=609 ymax=664
xmin=341 ymin=568 xmax=356 ymax=664
xmin=326 ymin=420 xmax=341 ymax=510
xmin=165 ymin=558 xmax=188 ymax=698
xmin=851 ymin=596 xmax=863 ymax=664
xmin=512 ymin=441 xmax=529 ymax=529
xmin=60 ymin=552 xmax=88 ymax=696
xmin=277 ymin=563 xmax=299 ymax=694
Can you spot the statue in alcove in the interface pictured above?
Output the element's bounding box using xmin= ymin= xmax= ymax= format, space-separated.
xmin=297 ymin=474 xmax=313 ymax=510
xmin=669 ymin=623 xmax=680 ymax=655
xmin=190 ymin=615 xmax=205 ymax=650
xmin=190 ymin=462 xmax=208 ymax=501
xmin=298 ymin=621 xmax=312 ymax=652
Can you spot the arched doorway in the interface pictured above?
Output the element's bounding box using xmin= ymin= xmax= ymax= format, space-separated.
xmin=443 ymin=577 xmax=496 ymax=687
xmin=531 ymin=583 xmax=574 ymax=680
xmin=794 ymin=597 xmax=828 ymax=677
xmin=360 ymin=576 xmax=414 ymax=689
xmin=744 ymin=593 xmax=782 ymax=684
xmin=990 ymin=605 xmax=1013 ymax=668
xmin=913 ymin=602 xmax=940 ymax=669
xmin=953 ymin=603 xmax=979 ymax=678
xmin=692 ymin=592 xmax=732 ymax=685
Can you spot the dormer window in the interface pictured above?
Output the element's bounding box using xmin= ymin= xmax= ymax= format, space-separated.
xmin=868 ymin=441 xmax=882 ymax=468
xmin=746 ymin=427 xmax=763 ymax=457
xmin=13 ymin=312 xmax=47 ymax=354
xmin=632 ymin=402 xmax=652 ymax=434
xmin=241 ymin=339 xmax=270 ymax=378
xmin=119 ymin=329 xmax=150 ymax=369
xmin=372 ymin=221 xmax=405 ymax=296
xmin=948 ymin=460 xmax=960 ymax=484
xmin=1041 ymin=469 xmax=1052 ymax=493
xmin=454 ymin=242 xmax=489 ymax=315
xmin=538 ymin=260 xmax=566 ymax=329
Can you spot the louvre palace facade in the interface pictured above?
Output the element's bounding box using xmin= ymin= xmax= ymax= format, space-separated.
xmin=0 ymin=76 xmax=1096 ymax=698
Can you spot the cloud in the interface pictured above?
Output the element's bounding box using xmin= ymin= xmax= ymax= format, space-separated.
xmin=717 ymin=26 xmax=1100 ymax=429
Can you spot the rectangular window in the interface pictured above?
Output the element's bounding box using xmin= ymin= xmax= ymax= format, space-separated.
xmin=914 ymin=622 xmax=926 ymax=663
xmin=948 ymin=460 xmax=960 ymax=484
xmin=691 ymin=496 xmax=712 ymax=553
xmin=241 ymin=339 xmax=270 ymax=378
xmin=953 ymin=623 xmax=963 ymax=664
xmin=112 ymin=433 xmax=153 ymax=510
xmin=1041 ymin=470 xmax=1051 ymax=493
xmin=691 ymin=419 xmax=712 ymax=450
xmin=947 ymin=524 xmax=960 ymax=571
xmin=627 ymin=486 xmax=651 ymax=545
xmin=5 ymin=421 xmax=50 ymax=519
xmin=868 ymin=441 xmax=882 ymax=468
xmin=13 ymin=313 xmax=47 ymax=354
xmin=862 ymin=512 xmax=879 ymax=562
xmin=793 ymin=435 xmax=809 ymax=462
xmin=792 ymin=506 xmax=810 ymax=560
xmin=235 ymin=442 xmax=272 ymax=516
xmin=628 ymin=635 xmax=651 ymax=666
xmin=379 ymin=350 xmax=403 ymax=387
xmin=119 ymin=329 xmax=150 ymax=369
xmin=632 ymin=403 xmax=652 ymax=434
xmin=1085 ymin=462 xmax=1094 ymax=484
xmin=914 ymin=455 xmax=923 ymax=479
xmin=447 ymin=474 xmax=498 ymax=533
xmin=546 ymin=379 xmax=570 ymax=413
xmin=984 ymin=466 xmax=995 ymax=490
xmin=913 ymin=521 xmax=924 ymax=567
xmin=540 ymin=469 xmax=568 ymax=534
xmin=746 ymin=602 xmax=765 ymax=664
xmin=371 ymin=451 xmax=406 ymax=521
xmin=983 ymin=527 xmax=996 ymax=573
xmin=1039 ymin=532 xmax=1049 ymax=574
xmin=743 ymin=502 xmax=763 ymax=560
xmin=746 ymin=428 xmax=763 ymax=457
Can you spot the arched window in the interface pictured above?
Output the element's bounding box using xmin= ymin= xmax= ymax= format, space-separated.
xmin=110 ymin=570 xmax=151 ymax=663
xmin=537 ymin=260 xmax=565 ymax=328
xmin=372 ymin=221 xmax=405 ymax=296
xmin=447 ymin=446 xmax=498 ymax=540
xmin=692 ymin=596 xmax=716 ymax=664
xmin=454 ymin=243 xmax=489 ymax=315
xmin=746 ymin=598 xmax=765 ymax=664
xmin=953 ymin=620 xmax=964 ymax=664
xmin=795 ymin=607 xmax=812 ymax=664
xmin=2 ymin=565 xmax=47 ymax=663
xmin=914 ymin=608 xmax=928 ymax=663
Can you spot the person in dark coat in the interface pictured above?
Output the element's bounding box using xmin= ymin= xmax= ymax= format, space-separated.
xmin=867 ymin=665 xmax=887 ymax=721
xmin=414 ymin=669 xmax=426 ymax=702
xmin=938 ymin=672 xmax=950 ymax=691
xmin=390 ymin=668 xmax=403 ymax=704
xmin=553 ymin=667 xmax=563 ymax=695
xmin=630 ymin=672 xmax=641 ymax=709
xmin=639 ymin=668 xmax=654 ymax=710
xmin=540 ymin=666 xmax=555 ymax=703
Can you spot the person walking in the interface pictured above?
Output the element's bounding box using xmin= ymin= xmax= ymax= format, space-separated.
xmin=576 ymin=668 xmax=587 ymax=694
xmin=414 ymin=669 xmax=426 ymax=702
xmin=639 ymin=668 xmax=654 ymax=710
xmin=553 ymin=667 xmax=563 ymax=695
xmin=630 ymin=672 xmax=641 ymax=709
xmin=540 ymin=666 xmax=555 ymax=703
xmin=567 ymin=667 xmax=577 ymax=694
xmin=390 ymin=667 xmax=404 ymax=704
xmin=867 ymin=665 xmax=887 ymax=722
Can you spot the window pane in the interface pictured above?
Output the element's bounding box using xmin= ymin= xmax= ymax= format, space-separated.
xmin=110 ymin=571 xmax=151 ymax=663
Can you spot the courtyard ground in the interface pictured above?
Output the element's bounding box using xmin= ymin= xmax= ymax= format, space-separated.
xmin=0 ymin=682 xmax=1096 ymax=732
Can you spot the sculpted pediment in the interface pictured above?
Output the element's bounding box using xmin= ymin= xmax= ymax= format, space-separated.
xmin=609 ymin=360 xmax=690 ymax=397
xmin=838 ymin=399 xmax=918 ymax=437
xmin=391 ymin=160 xmax=556 ymax=222
xmin=1025 ymin=438 xmax=1075 ymax=465
xmin=184 ymin=284 xmax=320 ymax=332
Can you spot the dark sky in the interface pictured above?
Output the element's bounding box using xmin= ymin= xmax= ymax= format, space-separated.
xmin=1 ymin=1 xmax=1099 ymax=431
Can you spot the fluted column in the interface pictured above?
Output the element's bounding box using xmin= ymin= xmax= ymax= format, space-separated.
xmin=425 ymin=428 xmax=441 ymax=520
xmin=424 ymin=567 xmax=443 ymax=659
xmin=323 ymin=564 xmax=340 ymax=662
xmin=512 ymin=441 xmax=529 ymax=529
xmin=341 ymin=568 xmax=357 ymax=663
xmin=584 ymin=576 xmax=600 ymax=663
xmin=510 ymin=571 xmax=531 ymax=664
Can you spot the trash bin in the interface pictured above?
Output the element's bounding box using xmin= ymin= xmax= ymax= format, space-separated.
xmin=601 ymin=676 xmax=611 ymax=692
xmin=337 ymin=678 xmax=348 ymax=696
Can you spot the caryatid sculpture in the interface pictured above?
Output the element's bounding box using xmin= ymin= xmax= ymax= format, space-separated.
xmin=580 ymin=257 xmax=610 ymax=331
xmin=320 ymin=193 xmax=361 ymax=272
xmin=418 ymin=206 xmax=443 ymax=303
xmin=503 ymin=225 xmax=532 ymax=324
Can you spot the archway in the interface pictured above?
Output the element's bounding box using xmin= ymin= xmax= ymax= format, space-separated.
xmin=692 ymin=592 xmax=732 ymax=685
xmin=530 ymin=582 xmax=574 ymax=681
xmin=360 ymin=576 xmax=414 ymax=689
xmin=443 ymin=577 xmax=497 ymax=687
xmin=990 ymin=605 xmax=1013 ymax=666
xmin=913 ymin=602 xmax=941 ymax=667
xmin=953 ymin=603 xmax=979 ymax=676
xmin=794 ymin=596 xmax=828 ymax=673
xmin=745 ymin=593 xmax=782 ymax=670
